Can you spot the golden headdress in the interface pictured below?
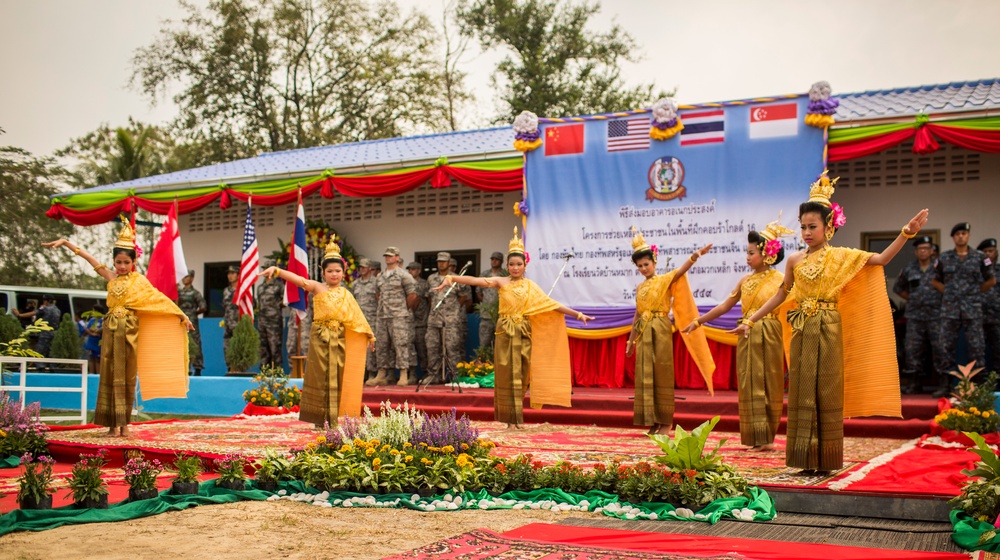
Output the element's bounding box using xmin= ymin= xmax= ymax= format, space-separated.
xmin=630 ymin=226 xmax=656 ymax=261
xmin=808 ymin=170 xmax=838 ymax=208
xmin=323 ymin=238 xmax=343 ymax=262
xmin=114 ymin=215 xmax=136 ymax=250
xmin=757 ymin=213 xmax=794 ymax=266
xmin=508 ymin=226 xmax=525 ymax=256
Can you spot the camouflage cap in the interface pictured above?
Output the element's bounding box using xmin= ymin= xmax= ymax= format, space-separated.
xmin=227 ymin=265 xmax=239 ymax=273
xmin=436 ymin=251 xmax=451 ymax=262
xmin=358 ymin=257 xmax=372 ymax=268
xmin=490 ymin=251 xmax=504 ymax=260
xmin=406 ymin=261 xmax=422 ymax=270
xmin=185 ymin=269 xmax=195 ymax=277
xmin=383 ymin=247 xmax=401 ymax=257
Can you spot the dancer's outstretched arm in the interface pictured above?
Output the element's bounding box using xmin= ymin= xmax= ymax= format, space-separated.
xmin=728 ymin=256 xmax=798 ymax=338
xmin=260 ymin=266 xmax=322 ymax=295
xmin=42 ymin=239 xmax=116 ymax=282
xmin=666 ymin=244 xmax=713 ymax=289
xmin=682 ymin=276 xmax=743 ymax=334
xmin=868 ymin=209 xmax=929 ymax=267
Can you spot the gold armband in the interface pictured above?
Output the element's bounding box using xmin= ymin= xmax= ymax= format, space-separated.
xmin=693 ymin=318 xmax=701 ymax=328
xmin=782 ymin=283 xmax=793 ymax=294
xmin=94 ymin=264 xmax=107 ymax=272
xmin=297 ymin=278 xmax=308 ymax=289
xmin=901 ymin=226 xmax=917 ymax=239
xmin=73 ymin=247 xmax=81 ymax=255
xmin=576 ymin=312 xmax=584 ymax=321
xmin=689 ymin=254 xmax=698 ymax=264
xmin=741 ymin=318 xmax=755 ymax=329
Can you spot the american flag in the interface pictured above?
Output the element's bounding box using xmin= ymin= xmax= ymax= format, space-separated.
xmin=283 ymin=199 xmax=309 ymax=321
xmin=607 ymin=117 xmax=650 ymax=152
xmin=236 ymin=201 xmax=259 ymax=319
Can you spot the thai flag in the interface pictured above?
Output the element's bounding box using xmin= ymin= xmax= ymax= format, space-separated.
xmin=236 ymin=201 xmax=259 ymax=319
xmin=284 ymin=200 xmax=308 ymax=321
xmin=680 ymin=109 xmax=725 ymax=146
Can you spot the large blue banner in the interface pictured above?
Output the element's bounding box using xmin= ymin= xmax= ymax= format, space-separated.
xmin=524 ymin=97 xmax=825 ymax=309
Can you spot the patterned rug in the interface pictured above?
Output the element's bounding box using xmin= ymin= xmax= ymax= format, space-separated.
xmin=381 ymin=528 xmax=742 ymax=559
xmin=46 ymin=416 xmax=905 ymax=489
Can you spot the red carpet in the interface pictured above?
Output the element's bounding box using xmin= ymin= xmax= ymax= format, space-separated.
xmin=830 ymin=436 xmax=981 ymax=496
xmin=384 ymin=523 xmax=967 ymax=560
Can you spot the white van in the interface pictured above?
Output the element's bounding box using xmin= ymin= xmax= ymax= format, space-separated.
xmin=0 ymin=285 xmax=107 ymax=324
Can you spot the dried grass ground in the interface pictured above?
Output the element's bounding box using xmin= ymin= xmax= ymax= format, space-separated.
xmin=0 ymin=500 xmax=595 ymax=560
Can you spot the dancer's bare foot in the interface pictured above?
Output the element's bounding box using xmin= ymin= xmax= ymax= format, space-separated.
xmin=105 ymin=428 xmax=117 ymax=437
xmin=654 ymin=425 xmax=671 ymax=435
xmin=505 ymin=423 xmax=524 ymax=430
xmin=756 ymin=443 xmax=775 ymax=452
xmin=647 ymin=424 xmax=659 ymax=435
xmin=119 ymin=426 xmax=129 ymax=438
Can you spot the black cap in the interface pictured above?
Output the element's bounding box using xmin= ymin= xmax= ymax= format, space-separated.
xmin=227 ymin=265 xmax=239 ymax=273
xmin=932 ymin=243 xmax=940 ymax=253
xmin=951 ymin=222 xmax=971 ymax=236
xmin=41 ymin=294 xmax=55 ymax=302
xmin=912 ymin=235 xmax=933 ymax=247
xmin=978 ymin=238 xmax=997 ymax=251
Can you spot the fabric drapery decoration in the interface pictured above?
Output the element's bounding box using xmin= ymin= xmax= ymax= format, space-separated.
xmin=47 ymin=159 xmax=523 ymax=226
xmin=568 ymin=333 xmax=737 ymax=390
xmin=828 ymin=115 xmax=1000 ymax=162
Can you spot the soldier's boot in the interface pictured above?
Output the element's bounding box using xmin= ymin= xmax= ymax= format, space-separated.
xmin=397 ymin=368 xmax=414 ymax=386
xmin=366 ymin=369 xmax=391 ymax=386
xmin=194 ymin=369 xmax=202 ymax=377
xmin=931 ymin=375 xmax=951 ymax=398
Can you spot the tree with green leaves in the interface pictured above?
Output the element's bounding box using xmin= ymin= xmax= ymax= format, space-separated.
xmin=457 ymin=0 xmax=664 ymax=121
xmin=49 ymin=313 xmax=83 ymax=361
xmin=131 ymin=0 xmax=460 ymax=165
xmin=56 ymin=119 xmax=178 ymax=189
xmin=226 ymin=315 xmax=261 ymax=373
xmin=0 ymin=146 xmax=101 ymax=288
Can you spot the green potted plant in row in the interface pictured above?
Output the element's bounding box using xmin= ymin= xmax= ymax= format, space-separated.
xmin=16 ymin=452 xmax=54 ymax=510
xmin=254 ymin=449 xmax=294 ymax=492
xmin=124 ymin=452 xmax=164 ymax=502
xmin=215 ymin=453 xmax=249 ymax=490
xmin=171 ymin=453 xmax=202 ymax=495
xmin=66 ymin=450 xmax=109 ymax=509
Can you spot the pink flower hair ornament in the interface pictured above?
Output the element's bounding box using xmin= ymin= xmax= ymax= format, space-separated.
xmin=524 ymin=252 xmax=530 ymax=264
xmin=764 ymin=239 xmax=781 ymax=258
xmin=830 ymin=203 xmax=847 ymax=229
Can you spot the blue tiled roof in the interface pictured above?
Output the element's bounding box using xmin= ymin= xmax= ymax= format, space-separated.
xmin=835 ymin=78 xmax=1000 ymax=121
xmin=60 ymin=79 xmax=1000 ymax=197
xmin=70 ymin=127 xmax=517 ymax=194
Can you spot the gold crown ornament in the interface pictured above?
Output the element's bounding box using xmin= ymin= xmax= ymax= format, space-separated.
xmin=508 ymin=226 xmax=525 ymax=256
xmin=757 ymin=213 xmax=795 ymax=266
xmin=808 ymin=171 xmax=838 ymax=208
xmin=114 ymin=215 xmax=137 ymax=250
xmin=630 ymin=226 xmax=652 ymax=257
xmin=323 ymin=238 xmax=343 ymax=262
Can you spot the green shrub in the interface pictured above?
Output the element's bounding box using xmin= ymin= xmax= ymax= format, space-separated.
xmin=50 ymin=313 xmax=83 ymax=360
xmin=226 ymin=315 xmax=260 ymax=372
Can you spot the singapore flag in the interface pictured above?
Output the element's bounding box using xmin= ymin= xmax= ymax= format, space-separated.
xmin=749 ymin=103 xmax=798 ymax=139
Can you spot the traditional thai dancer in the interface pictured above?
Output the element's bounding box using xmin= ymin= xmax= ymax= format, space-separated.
xmin=261 ymin=239 xmax=375 ymax=428
xmin=435 ymin=227 xmax=593 ymax=428
xmin=625 ymin=228 xmax=715 ymax=435
xmin=43 ymin=219 xmax=193 ymax=437
xmin=684 ymin=217 xmax=794 ymax=450
xmin=732 ymin=173 xmax=928 ymax=471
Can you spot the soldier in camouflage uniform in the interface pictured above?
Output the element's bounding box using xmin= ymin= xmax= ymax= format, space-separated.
xmin=893 ymin=236 xmax=946 ymax=394
xmin=367 ymin=247 xmax=418 ymax=386
xmin=450 ymin=257 xmax=472 ymax=356
xmin=978 ymin=238 xmax=1000 ymax=371
xmin=477 ymin=251 xmax=508 ymax=350
xmin=352 ymin=257 xmax=378 ymax=380
xmin=424 ymin=253 xmax=467 ymax=384
xmin=256 ymin=259 xmax=285 ymax=368
xmin=407 ymin=261 xmax=430 ymax=377
xmin=222 ymin=265 xmax=241 ymax=371
xmin=285 ymin=297 xmax=313 ymax=361
xmin=933 ymin=223 xmax=997 ymax=396
xmin=177 ymin=270 xmax=207 ymax=375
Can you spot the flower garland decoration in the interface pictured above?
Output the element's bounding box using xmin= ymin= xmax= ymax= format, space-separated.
xmin=649 ymin=97 xmax=684 ymax=141
xmin=764 ymin=239 xmax=781 ymax=260
xmin=268 ymin=219 xmax=361 ymax=287
xmin=805 ymin=81 xmax=838 ymax=128
xmin=512 ymin=200 xmax=529 ymax=218
xmin=512 ymin=111 xmax=543 ymax=152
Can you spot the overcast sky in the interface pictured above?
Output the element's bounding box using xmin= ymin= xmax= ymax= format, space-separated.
xmin=2 ymin=0 xmax=998 ymax=157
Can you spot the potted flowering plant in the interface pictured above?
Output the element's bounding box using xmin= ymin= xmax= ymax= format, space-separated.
xmin=124 ymin=452 xmax=164 ymax=501
xmin=214 ymin=453 xmax=248 ymax=490
xmin=171 ymin=453 xmax=202 ymax=495
xmin=253 ymin=448 xmax=292 ymax=492
xmin=16 ymin=452 xmax=54 ymax=510
xmin=65 ymin=449 xmax=109 ymax=509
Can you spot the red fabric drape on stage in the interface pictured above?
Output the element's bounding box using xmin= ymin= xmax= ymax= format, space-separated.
xmin=569 ymin=333 xmax=736 ymax=390
xmin=927 ymin=124 xmax=1000 ymax=153
xmin=444 ymin=167 xmax=525 ymax=192
xmin=829 ymin=124 xmax=1000 ymax=162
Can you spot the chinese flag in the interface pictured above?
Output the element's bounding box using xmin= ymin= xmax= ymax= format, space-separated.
xmin=544 ymin=124 xmax=584 ymax=156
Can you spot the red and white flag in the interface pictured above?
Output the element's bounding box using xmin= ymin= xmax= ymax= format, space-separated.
xmin=236 ymin=201 xmax=259 ymax=319
xmin=749 ymin=103 xmax=798 ymax=139
xmin=146 ymin=203 xmax=188 ymax=300
xmin=284 ymin=199 xmax=309 ymax=321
